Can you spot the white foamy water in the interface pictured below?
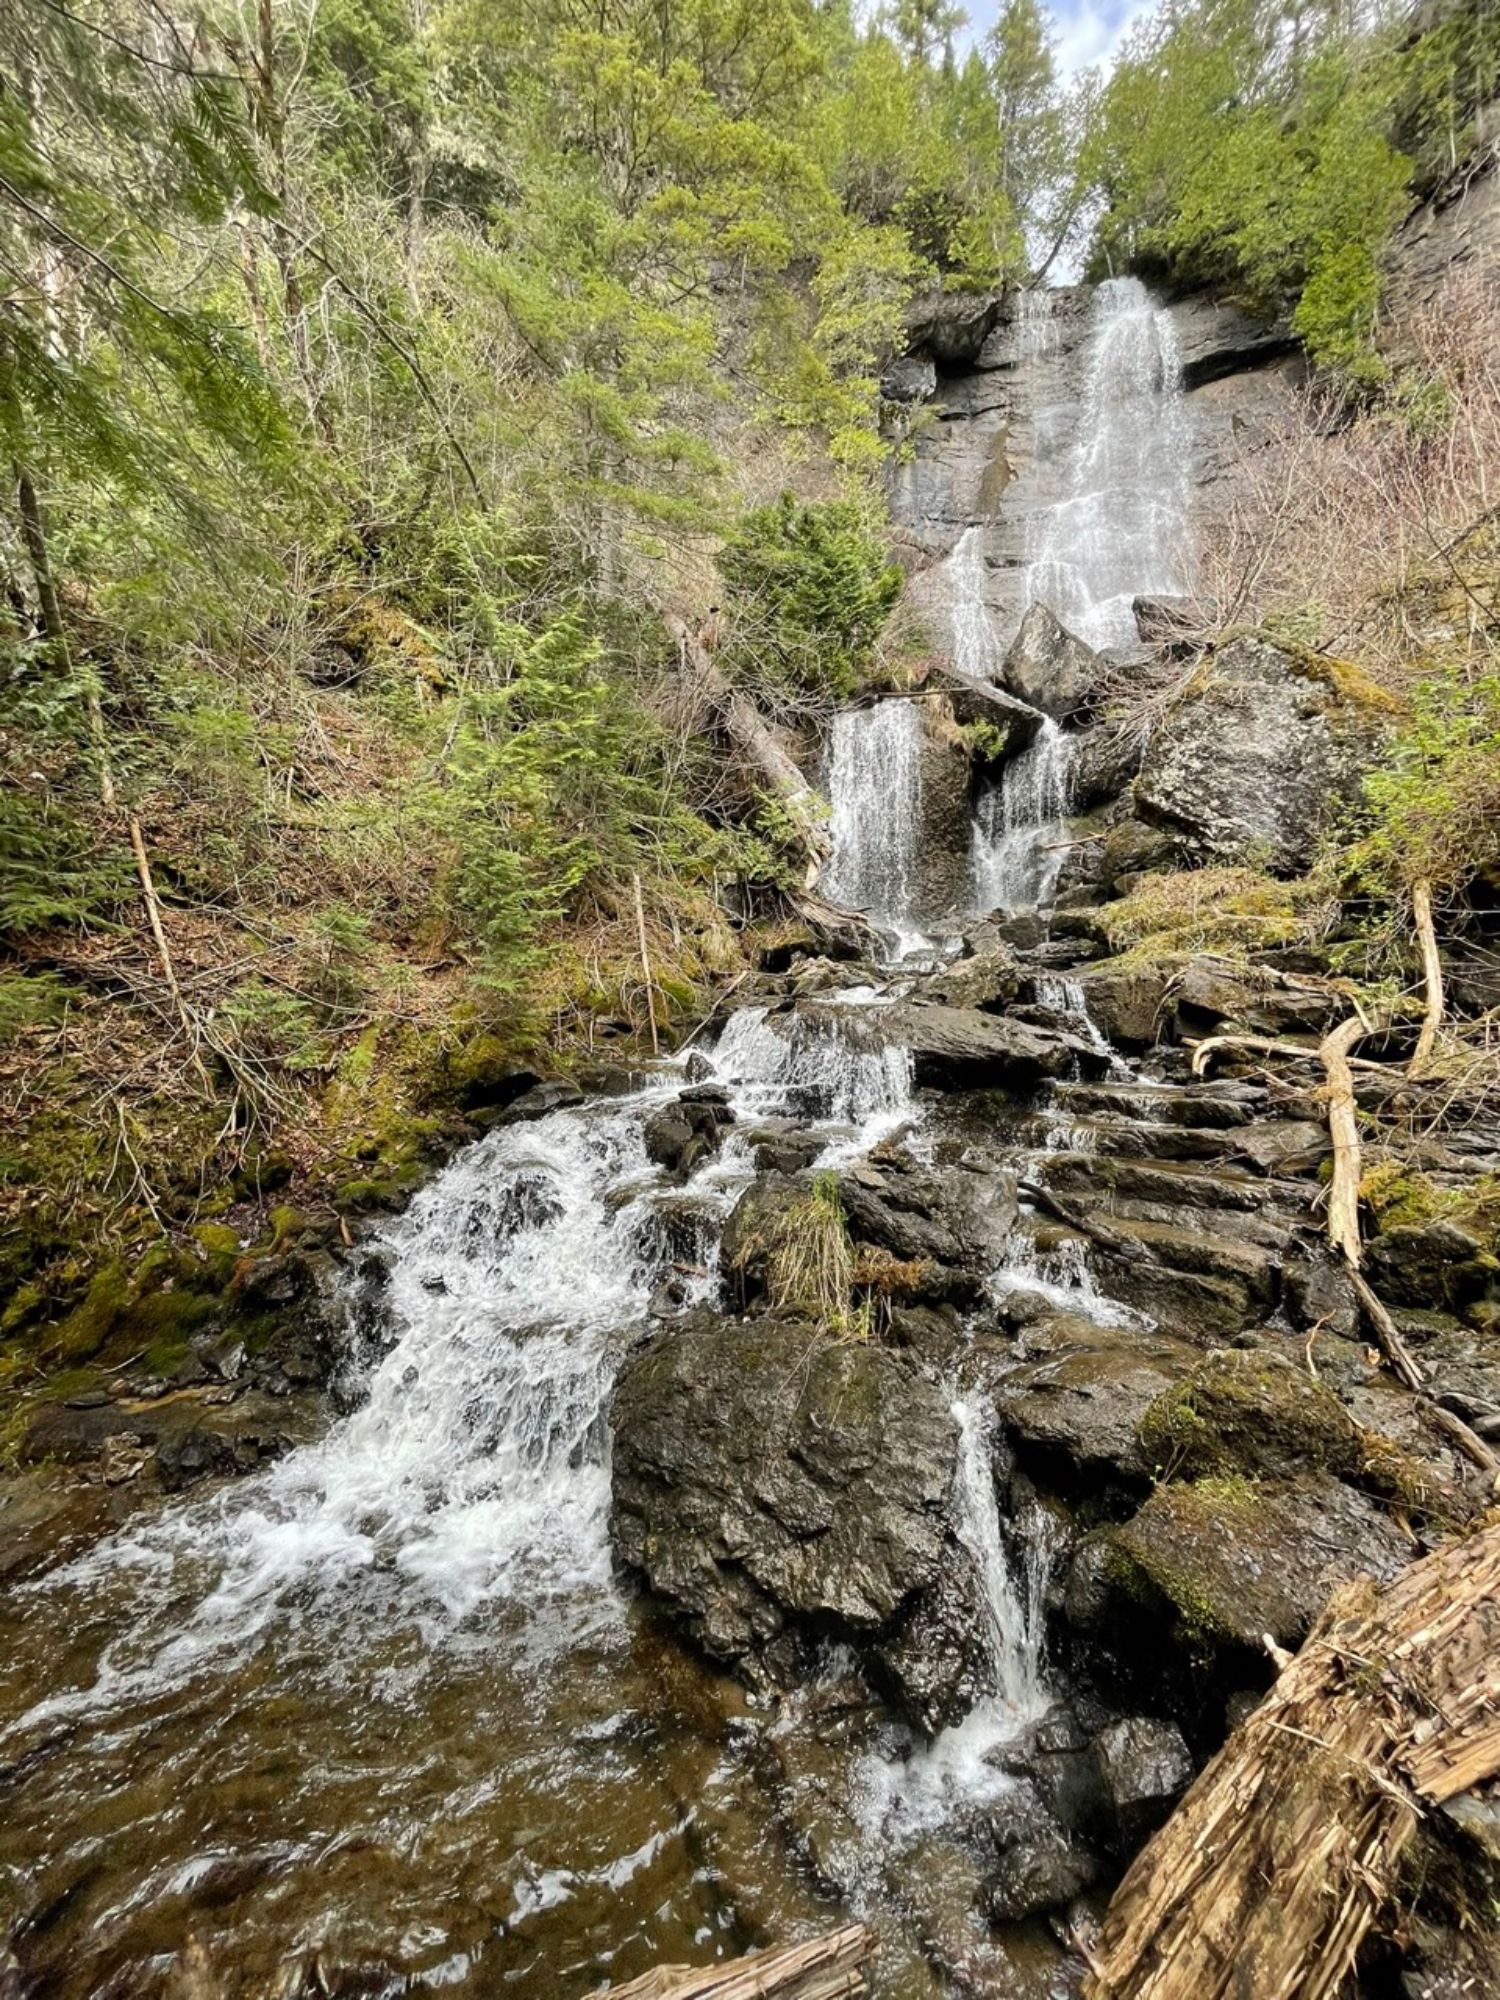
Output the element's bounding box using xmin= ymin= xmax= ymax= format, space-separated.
xmin=971 ymin=718 xmax=1074 ymax=915
xmin=992 ymin=1231 xmax=1147 ymax=1330
xmin=11 ymin=998 xmax=922 ymax=1735
xmin=855 ymin=1400 xmax=1056 ymax=1844
xmin=1023 ymin=276 xmax=1192 ymax=653
xmin=822 ymin=700 xmax=931 ymax=959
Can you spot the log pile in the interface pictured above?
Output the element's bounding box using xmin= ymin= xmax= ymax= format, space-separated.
xmin=1082 ymin=1520 xmax=1500 ymax=2000
xmin=600 ymin=1924 xmax=873 ymax=2000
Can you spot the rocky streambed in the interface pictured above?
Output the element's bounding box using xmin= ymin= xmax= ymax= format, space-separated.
xmin=3 ymin=276 xmax=1499 ymax=2000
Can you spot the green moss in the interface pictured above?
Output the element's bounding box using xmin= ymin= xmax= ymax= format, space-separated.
xmin=1139 ymin=1349 xmax=1363 ymax=1483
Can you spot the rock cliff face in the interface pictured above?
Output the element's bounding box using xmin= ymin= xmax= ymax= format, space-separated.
xmin=885 ymin=282 xmax=1306 ymax=654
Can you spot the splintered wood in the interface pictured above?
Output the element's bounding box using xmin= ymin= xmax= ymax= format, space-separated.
xmin=601 ymin=1924 xmax=874 ymax=2000
xmin=1083 ymin=1521 xmax=1500 ymax=2000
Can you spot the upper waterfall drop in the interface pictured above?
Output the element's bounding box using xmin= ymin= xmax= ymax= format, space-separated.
xmin=1022 ymin=276 xmax=1192 ymax=653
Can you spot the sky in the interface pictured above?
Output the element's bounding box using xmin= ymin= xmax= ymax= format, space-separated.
xmin=965 ymin=0 xmax=1158 ymax=79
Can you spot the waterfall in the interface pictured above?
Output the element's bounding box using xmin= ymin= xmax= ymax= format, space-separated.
xmin=854 ymin=1399 xmax=1056 ymax=1847
xmin=1010 ymin=287 xmax=1058 ymax=363
xmin=971 ymin=718 xmax=1074 ymax=915
xmin=1023 ymin=276 xmax=1192 ymax=653
xmin=711 ymin=1003 xmax=914 ymax=1133
xmin=948 ymin=524 xmax=1003 ymax=683
xmin=822 ymin=700 xmax=929 ymax=955
xmin=952 ymin=1399 xmax=1052 ymax=1722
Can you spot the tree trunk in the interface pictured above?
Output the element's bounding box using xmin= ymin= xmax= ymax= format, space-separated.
xmin=1082 ymin=1520 xmax=1500 ymax=2000
xmin=600 ymin=1924 xmax=873 ymax=2000
xmin=665 ymin=615 xmax=831 ymax=887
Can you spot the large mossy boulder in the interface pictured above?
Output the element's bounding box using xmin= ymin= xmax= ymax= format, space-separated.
xmin=610 ymin=1312 xmax=982 ymax=1726
xmin=1134 ymin=637 xmax=1394 ymax=872
xmin=1082 ymin=1472 xmax=1411 ymax=1655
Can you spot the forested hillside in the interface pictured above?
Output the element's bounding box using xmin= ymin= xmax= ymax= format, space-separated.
xmin=1 ymin=0 xmax=1496 ymax=1370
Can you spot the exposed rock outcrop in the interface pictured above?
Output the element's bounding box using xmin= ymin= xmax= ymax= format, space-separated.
xmin=610 ymin=1312 xmax=982 ymax=1725
xmin=1001 ymin=602 xmax=1102 ymax=721
xmin=1135 ymin=637 xmax=1394 ymax=871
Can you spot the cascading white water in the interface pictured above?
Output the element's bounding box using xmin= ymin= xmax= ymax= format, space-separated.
xmin=822 ymin=701 xmax=928 ymax=955
xmin=1023 ymin=276 xmax=1192 ymax=653
xmin=712 ymin=1003 xmax=914 ymax=1131
xmin=971 ymin=718 xmax=1074 ymax=914
xmin=952 ymin=1399 xmax=1052 ymax=1723
xmin=1010 ymin=287 xmax=1058 ymax=363
xmin=947 ymin=524 xmax=1003 ymax=684
xmin=855 ymin=1398 xmax=1055 ymax=1847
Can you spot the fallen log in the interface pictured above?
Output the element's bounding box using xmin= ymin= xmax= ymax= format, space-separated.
xmin=666 ymin=615 xmax=831 ymax=887
xmin=601 ymin=1923 xmax=874 ymax=2000
xmin=1082 ymin=1519 xmax=1500 ymax=2000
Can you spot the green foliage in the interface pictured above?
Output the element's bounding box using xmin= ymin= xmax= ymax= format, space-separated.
xmin=1080 ymin=0 xmax=1443 ymax=377
xmin=1346 ymin=668 xmax=1500 ymax=898
xmin=716 ymin=495 xmax=902 ymax=702
xmin=0 ymin=788 xmax=128 ymax=936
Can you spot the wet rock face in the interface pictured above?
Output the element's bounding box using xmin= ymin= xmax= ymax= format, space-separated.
xmin=1000 ymin=603 xmax=1102 ymax=722
xmin=838 ymin=1152 xmax=1018 ymax=1308
xmin=828 ymin=998 xmax=1101 ymax=1090
xmin=642 ymin=1087 xmax=734 ymax=1180
xmin=610 ymin=1313 xmax=978 ymax=1721
xmin=1094 ymin=1472 xmax=1413 ymax=1655
xmin=1135 ymin=637 xmax=1388 ymax=872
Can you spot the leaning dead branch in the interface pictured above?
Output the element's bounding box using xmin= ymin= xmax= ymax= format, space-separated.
xmin=1083 ymin=1520 xmax=1500 ymax=2000
xmin=1409 ymin=880 xmax=1445 ymax=1077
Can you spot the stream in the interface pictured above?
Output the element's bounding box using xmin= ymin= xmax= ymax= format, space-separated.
xmin=0 ymin=278 xmax=1196 ymax=1999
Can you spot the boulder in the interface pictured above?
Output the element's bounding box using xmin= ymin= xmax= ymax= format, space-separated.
xmin=1000 ymin=603 xmax=1102 ymax=722
xmin=1098 ymin=1472 xmax=1412 ymax=1653
xmin=1096 ymin=818 xmax=1182 ymax=893
xmin=831 ymin=999 xmax=1100 ymax=1089
xmin=1169 ymin=956 xmax=1339 ymax=1037
xmin=921 ymin=942 xmax=1022 ymax=1012
xmin=1091 ymin=1716 xmax=1194 ymax=1850
xmin=839 ymin=1154 xmax=1017 ymax=1307
xmin=610 ymin=1314 xmax=973 ymax=1716
xmin=882 ymin=355 xmax=937 ymax=404
xmin=1072 ymin=724 xmax=1146 ymax=810
xmin=1134 ymin=637 xmax=1392 ymax=873
xmin=491 ymin=1079 xmax=585 ymax=1125
xmin=977 ymin=1316 xmax=1200 ymax=1486
xmin=642 ymin=1089 xmax=733 ymax=1179
xmin=1073 ymin=960 xmax=1171 ymax=1046
xmin=903 ymin=289 xmax=1001 ymax=368
xmin=988 ymin=1821 xmax=1101 ymax=1922
xmin=1366 ymin=1221 xmax=1499 ymax=1316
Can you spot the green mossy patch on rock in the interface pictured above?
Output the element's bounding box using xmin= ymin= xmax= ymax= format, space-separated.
xmin=1104 ymin=1471 xmax=1412 ymax=1653
xmin=1139 ymin=1348 xmax=1363 ymax=1484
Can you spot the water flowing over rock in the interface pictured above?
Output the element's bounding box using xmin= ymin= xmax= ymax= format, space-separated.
xmin=1022 ymin=277 xmax=1193 ymax=653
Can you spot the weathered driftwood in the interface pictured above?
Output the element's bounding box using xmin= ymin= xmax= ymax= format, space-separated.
xmin=1082 ymin=1520 xmax=1500 ymax=2000
xmin=667 ymin=615 xmax=831 ymax=886
xmin=1409 ymin=879 xmax=1445 ymax=1077
xmin=601 ymin=1923 xmax=873 ymax=2000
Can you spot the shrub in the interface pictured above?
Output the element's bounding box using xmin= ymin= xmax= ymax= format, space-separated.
xmin=715 ymin=495 xmax=902 ymax=704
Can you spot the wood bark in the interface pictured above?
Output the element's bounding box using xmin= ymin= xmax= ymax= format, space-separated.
xmin=1321 ymin=1010 xmax=1368 ymax=1269
xmin=1409 ymin=880 xmax=1444 ymax=1077
xmin=666 ymin=616 xmax=831 ymax=887
xmin=1083 ymin=1520 xmax=1500 ymax=2000
xmin=600 ymin=1924 xmax=873 ymax=2000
